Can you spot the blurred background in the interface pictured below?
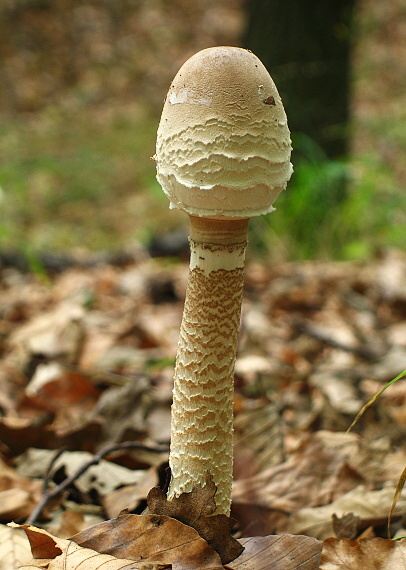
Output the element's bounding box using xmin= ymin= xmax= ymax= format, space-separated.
xmin=0 ymin=0 xmax=404 ymax=262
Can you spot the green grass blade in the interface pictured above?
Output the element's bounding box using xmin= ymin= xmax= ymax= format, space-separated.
xmin=388 ymin=465 xmax=406 ymax=539
xmin=347 ymin=370 xmax=406 ymax=432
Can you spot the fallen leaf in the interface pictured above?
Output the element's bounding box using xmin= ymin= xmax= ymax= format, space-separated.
xmin=233 ymin=402 xmax=284 ymax=477
xmin=0 ymin=489 xmax=36 ymax=522
xmin=90 ymin=376 xmax=152 ymax=443
xmin=17 ymin=449 xmax=146 ymax=496
xmin=0 ymin=458 xmax=42 ymax=521
xmin=26 ymin=363 xmax=100 ymax=413
xmin=0 ymin=524 xmax=32 ymax=570
xmin=47 ymin=509 xmax=94 ymax=539
xmin=0 ymin=417 xmax=103 ymax=456
xmin=71 ymin=511 xmax=224 ymax=569
xmin=332 ymin=513 xmax=361 ymax=540
xmin=232 ymin=436 xmax=363 ymax=514
xmin=9 ymin=301 xmax=85 ymax=363
xmin=10 ymin=523 xmax=158 ymax=569
xmin=102 ymin=468 xmax=158 ymax=518
xmin=231 ymin=534 xmax=321 ymax=569
xmin=289 ymin=486 xmax=406 ymax=539
xmin=147 ymin=473 xmax=244 ymax=564
xmin=320 ymin=537 xmax=406 ymax=569
xmin=230 ymin=502 xmax=289 ymax=538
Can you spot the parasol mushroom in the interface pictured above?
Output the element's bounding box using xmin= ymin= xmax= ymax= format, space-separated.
xmin=155 ymin=46 xmax=292 ymax=515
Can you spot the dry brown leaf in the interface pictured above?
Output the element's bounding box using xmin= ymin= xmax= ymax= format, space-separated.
xmin=0 ymin=459 xmax=42 ymax=522
xmin=230 ymin=534 xmax=321 ymax=569
xmin=0 ymin=362 xmax=24 ymax=418
xmin=90 ymin=376 xmax=152 ymax=444
xmin=9 ymin=301 xmax=85 ymax=363
xmin=26 ymin=363 xmax=100 ymax=413
xmin=0 ymin=489 xmax=36 ymax=522
xmin=332 ymin=513 xmax=361 ymax=540
xmin=71 ymin=511 xmax=224 ymax=569
xmin=24 ymin=364 xmax=101 ymax=435
xmin=46 ymin=509 xmax=105 ymax=540
xmin=17 ymin=449 xmax=146 ymax=497
xmin=11 ymin=523 xmax=158 ymax=569
xmin=102 ymin=468 xmax=158 ymax=518
xmin=0 ymin=416 xmax=103 ymax=457
xmin=230 ymin=502 xmax=289 ymax=538
xmin=146 ymin=474 xmax=244 ymax=564
xmin=0 ymin=524 xmax=32 ymax=570
xmin=233 ymin=402 xmax=284 ymax=477
xmin=232 ymin=436 xmax=363 ymax=514
xmin=320 ymin=537 xmax=406 ymax=569
xmin=309 ymin=370 xmax=363 ymax=416
xmin=289 ymin=485 xmax=406 ymax=539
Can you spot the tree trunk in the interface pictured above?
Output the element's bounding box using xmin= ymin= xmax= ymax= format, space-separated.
xmin=243 ymin=0 xmax=355 ymax=159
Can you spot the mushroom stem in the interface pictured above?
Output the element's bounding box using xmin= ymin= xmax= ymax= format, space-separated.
xmin=168 ymin=216 xmax=249 ymax=515
xmin=155 ymin=46 xmax=292 ymax=516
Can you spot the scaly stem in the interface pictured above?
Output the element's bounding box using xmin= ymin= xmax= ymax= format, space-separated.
xmin=168 ymin=216 xmax=248 ymax=515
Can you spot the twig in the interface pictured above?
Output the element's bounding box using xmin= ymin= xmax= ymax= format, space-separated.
xmin=292 ymin=318 xmax=379 ymax=361
xmin=41 ymin=447 xmax=68 ymax=495
xmin=26 ymin=441 xmax=169 ymax=525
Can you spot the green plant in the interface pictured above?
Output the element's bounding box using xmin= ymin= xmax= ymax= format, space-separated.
xmin=0 ymin=104 xmax=160 ymax=251
xmin=347 ymin=369 xmax=406 ymax=537
xmin=249 ymin=134 xmax=405 ymax=260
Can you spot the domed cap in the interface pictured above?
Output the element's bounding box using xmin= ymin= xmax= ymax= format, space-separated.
xmin=155 ymin=46 xmax=293 ymax=218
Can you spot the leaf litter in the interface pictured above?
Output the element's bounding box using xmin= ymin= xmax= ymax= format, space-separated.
xmin=0 ymin=248 xmax=406 ymax=568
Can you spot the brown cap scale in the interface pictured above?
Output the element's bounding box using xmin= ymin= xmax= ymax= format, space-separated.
xmin=155 ymin=46 xmax=292 ymax=515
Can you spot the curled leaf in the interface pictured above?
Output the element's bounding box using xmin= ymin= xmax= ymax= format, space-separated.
xmin=8 ymin=523 xmax=147 ymax=569
xmin=71 ymin=511 xmax=224 ymax=569
xmin=233 ymin=534 xmax=322 ymax=569
xmin=320 ymin=537 xmax=406 ymax=569
xmin=146 ymin=473 xmax=244 ymax=564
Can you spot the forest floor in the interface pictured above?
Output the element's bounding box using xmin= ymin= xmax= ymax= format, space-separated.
xmin=0 ymin=0 xmax=405 ymax=567
xmin=0 ymin=246 xmax=405 ymax=568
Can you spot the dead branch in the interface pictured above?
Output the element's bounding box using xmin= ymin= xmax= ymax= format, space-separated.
xmin=26 ymin=441 xmax=169 ymax=525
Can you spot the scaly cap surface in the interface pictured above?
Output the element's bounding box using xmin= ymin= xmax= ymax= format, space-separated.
xmin=155 ymin=46 xmax=293 ymax=218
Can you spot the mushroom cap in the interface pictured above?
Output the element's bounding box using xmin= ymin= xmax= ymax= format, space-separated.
xmin=155 ymin=46 xmax=293 ymax=218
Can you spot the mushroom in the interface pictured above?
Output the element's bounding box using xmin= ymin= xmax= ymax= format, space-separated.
xmin=155 ymin=46 xmax=292 ymax=516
